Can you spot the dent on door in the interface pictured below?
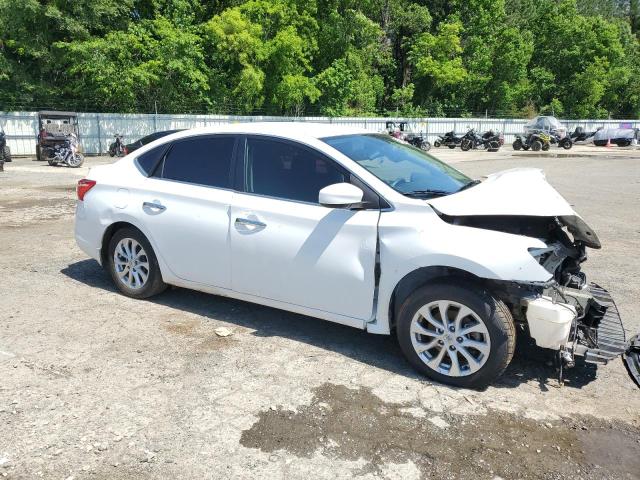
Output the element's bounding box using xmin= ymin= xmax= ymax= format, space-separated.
xmin=230 ymin=197 xmax=379 ymax=321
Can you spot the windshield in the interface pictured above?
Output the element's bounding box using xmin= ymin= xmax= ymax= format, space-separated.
xmin=322 ymin=134 xmax=471 ymax=197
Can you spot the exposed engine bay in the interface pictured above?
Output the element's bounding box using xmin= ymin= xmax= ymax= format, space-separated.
xmin=439 ymin=213 xmax=640 ymax=387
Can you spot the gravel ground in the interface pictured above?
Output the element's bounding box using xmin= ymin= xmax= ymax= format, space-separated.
xmin=1 ymin=148 xmax=639 ymax=479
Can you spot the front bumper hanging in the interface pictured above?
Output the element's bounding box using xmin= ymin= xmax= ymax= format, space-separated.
xmin=624 ymin=334 xmax=640 ymax=388
xmin=571 ymin=284 xmax=640 ymax=388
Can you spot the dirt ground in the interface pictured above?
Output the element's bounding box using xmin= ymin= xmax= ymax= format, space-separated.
xmin=1 ymin=146 xmax=639 ymax=479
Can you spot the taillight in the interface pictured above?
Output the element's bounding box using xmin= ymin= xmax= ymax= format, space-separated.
xmin=123 ymin=146 xmax=128 ymax=155
xmin=77 ymin=179 xmax=96 ymax=201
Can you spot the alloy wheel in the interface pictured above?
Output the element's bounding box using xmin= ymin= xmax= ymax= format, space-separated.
xmin=410 ymin=300 xmax=491 ymax=377
xmin=113 ymin=238 xmax=150 ymax=289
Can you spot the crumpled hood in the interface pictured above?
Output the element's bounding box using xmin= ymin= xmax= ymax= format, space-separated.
xmin=429 ymin=168 xmax=601 ymax=248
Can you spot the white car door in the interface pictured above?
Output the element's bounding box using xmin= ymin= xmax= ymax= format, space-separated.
xmin=230 ymin=136 xmax=380 ymax=321
xmin=136 ymin=134 xmax=236 ymax=288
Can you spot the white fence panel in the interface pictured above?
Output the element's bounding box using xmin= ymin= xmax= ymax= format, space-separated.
xmin=1 ymin=111 xmax=639 ymax=156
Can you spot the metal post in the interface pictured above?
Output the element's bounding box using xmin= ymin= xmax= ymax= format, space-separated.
xmin=96 ymin=113 xmax=102 ymax=155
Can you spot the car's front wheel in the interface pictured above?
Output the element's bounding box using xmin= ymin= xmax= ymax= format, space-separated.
xmin=107 ymin=227 xmax=167 ymax=299
xmin=396 ymin=281 xmax=516 ymax=389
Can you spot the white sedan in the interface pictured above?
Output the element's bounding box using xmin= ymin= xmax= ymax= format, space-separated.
xmin=75 ymin=123 xmax=632 ymax=388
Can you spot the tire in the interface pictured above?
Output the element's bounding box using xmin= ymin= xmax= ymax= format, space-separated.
xmin=420 ymin=141 xmax=431 ymax=152
xmin=561 ymin=138 xmax=572 ymax=150
xmin=434 ymin=140 xmax=441 ymax=148
xmin=447 ymin=144 xmax=456 ymax=149
xmin=542 ymin=143 xmax=550 ymax=151
xmin=487 ymin=140 xmax=500 ymax=152
xmin=522 ymin=144 xmax=530 ymax=151
xmin=531 ymin=140 xmax=542 ymax=152
xmin=68 ymin=153 xmax=84 ymax=168
xmin=2 ymin=146 xmax=11 ymax=162
xmin=460 ymin=139 xmax=472 ymax=151
xmin=396 ymin=280 xmax=516 ymax=389
xmin=47 ymin=158 xmax=56 ymax=166
xmin=512 ymin=139 xmax=522 ymax=151
xmin=107 ymin=227 xmax=167 ymax=299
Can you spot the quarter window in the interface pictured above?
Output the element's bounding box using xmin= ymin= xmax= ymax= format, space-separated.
xmin=159 ymin=136 xmax=235 ymax=188
xmin=245 ymin=137 xmax=347 ymax=203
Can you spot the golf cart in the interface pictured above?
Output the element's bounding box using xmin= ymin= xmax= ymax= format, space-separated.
xmin=36 ymin=111 xmax=81 ymax=161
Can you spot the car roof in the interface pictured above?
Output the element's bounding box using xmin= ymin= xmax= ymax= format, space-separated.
xmin=157 ymin=122 xmax=369 ymax=142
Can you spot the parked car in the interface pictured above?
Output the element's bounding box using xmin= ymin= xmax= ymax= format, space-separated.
xmin=593 ymin=127 xmax=639 ymax=147
xmin=74 ymin=123 xmax=639 ymax=389
xmin=36 ymin=111 xmax=81 ymax=161
xmin=123 ymin=130 xmax=183 ymax=155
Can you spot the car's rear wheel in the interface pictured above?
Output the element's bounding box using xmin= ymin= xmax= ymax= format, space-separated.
xmin=107 ymin=227 xmax=167 ymax=299
xmin=396 ymin=281 xmax=516 ymax=389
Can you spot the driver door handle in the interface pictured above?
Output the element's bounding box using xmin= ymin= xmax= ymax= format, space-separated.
xmin=235 ymin=217 xmax=266 ymax=228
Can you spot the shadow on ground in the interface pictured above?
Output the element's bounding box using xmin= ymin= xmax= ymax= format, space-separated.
xmin=61 ymin=259 xmax=599 ymax=391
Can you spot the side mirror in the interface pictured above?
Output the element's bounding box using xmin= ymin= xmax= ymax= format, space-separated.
xmin=319 ymin=183 xmax=364 ymax=208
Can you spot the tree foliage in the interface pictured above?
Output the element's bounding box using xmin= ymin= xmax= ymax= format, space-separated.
xmin=1 ymin=0 xmax=639 ymax=117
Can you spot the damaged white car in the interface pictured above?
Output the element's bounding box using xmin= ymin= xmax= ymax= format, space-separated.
xmin=74 ymin=123 xmax=639 ymax=389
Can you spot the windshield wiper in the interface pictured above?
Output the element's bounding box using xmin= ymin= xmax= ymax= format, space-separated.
xmin=456 ymin=179 xmax=481 ymax=192
xmin=402 ymin=189 xmax=451 ymax=198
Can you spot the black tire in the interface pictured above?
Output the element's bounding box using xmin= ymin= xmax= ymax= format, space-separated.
xmin=2 ymin=146 xmax=11 ymax=162
xmin=542 ymin=142 xmax=550 ymax=151
xmin=447 ymin=144 xmax=456 ymax=149
xmin=487 ymin=140 xmax=500 ymax=151
xmin=531 ymin=140 xmax=542 ymax=151
xmin=420 ymin=141 xmax=431 ymax=151
xmin=47 ymin=158 xmax=56 ymax=166
xmin=433 ymin=140 xmax=441 ymax=148
xmin=561 ymin=138 xmax=572 ymax=150
xmin=396 ymin=280 xmax=516 ymax=389
xmin=522 ymin=144 xmax=530 ymax=151
xmin=512 ymin=139 xmax=522 ymax=150
xmin=460 ymin=138 xmax=472 ymax=151
xmin=107 ymin=227 xmax=167 ymax=299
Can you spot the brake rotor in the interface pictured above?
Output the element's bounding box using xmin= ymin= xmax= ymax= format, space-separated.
xmin=623 ymin=334 xmax=640 ymax=388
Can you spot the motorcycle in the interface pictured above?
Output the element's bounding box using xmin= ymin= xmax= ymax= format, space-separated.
xmin=0 ymin=126 xmax=11 ymax=163
xmin=108 ymin=133 xmax=126 ymax=157
xmin=48 ymin=133 xmax=84 ymax=168
xmin=460 ymin=128 xmax=502 ymax=152
xmin=386 ymin=122 xmax=431 ymax=151
xmin=434 ymin=131 xmax=463 ymax=149
xmin=550 ymin=131 xmax=572 ymax=149
xmin=570 ymin=126 xmax=599 ymax=144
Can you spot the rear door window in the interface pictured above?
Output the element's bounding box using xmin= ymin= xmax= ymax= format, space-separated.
xmin=158 ymin=136 xmax=235 ymax=189
xmin=244 ymin=137 xmax=347 ymax=203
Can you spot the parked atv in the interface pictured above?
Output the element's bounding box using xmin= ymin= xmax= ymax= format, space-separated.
xmin=0 ymin=126 xmax=11 ymax=163
xmin=513 ymin=132 xmax=552 ymax=151
xmin=434 ymin=131 xmax=463 ymax=149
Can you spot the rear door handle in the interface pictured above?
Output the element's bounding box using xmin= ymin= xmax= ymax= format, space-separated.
xmin=235 ymin=217 xmax=266 ymax=228
xmin=143 ymin=201 xmax=166 ymax=211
